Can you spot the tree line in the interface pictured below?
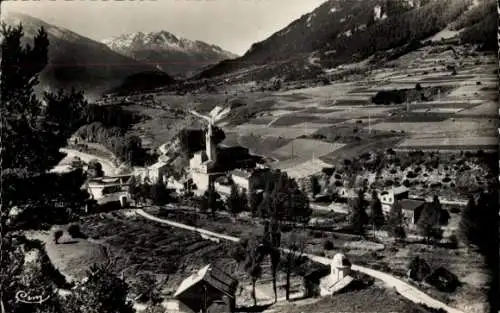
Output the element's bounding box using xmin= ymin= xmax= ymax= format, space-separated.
xmin=0 ymin=22 xmax=141 ymax=313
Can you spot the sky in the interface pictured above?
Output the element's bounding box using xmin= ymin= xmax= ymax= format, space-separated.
xmin=1 ymin=0 xmax=325 ymax=55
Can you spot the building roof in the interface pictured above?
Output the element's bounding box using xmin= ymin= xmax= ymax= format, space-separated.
xmin=148 ymin=161 xmax=168 ymax=170
xmin=231 ymin=169 xmax=251 ymax=179
xmin=174 ymin=264 xmax=238 ymax=299
xmin=332 ymin=253 xmax=351 ymax=268
xmin=392 ymin=186 xmax=409 ymax=195
xmin=400 ymin=199 xmax=426 ymax=211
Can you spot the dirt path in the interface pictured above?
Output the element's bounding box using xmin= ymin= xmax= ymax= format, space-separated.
xmin=135 ymin=209 xmax=464 ymax=313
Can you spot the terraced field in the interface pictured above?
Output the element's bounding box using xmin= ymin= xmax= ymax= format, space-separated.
xmin=78 ymin=212 xmax=245 ymax=296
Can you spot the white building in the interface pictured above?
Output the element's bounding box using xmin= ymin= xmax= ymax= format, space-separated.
xmin=379 ymin=186 xmax=410 ymax=214
xmin=231 ymin=170 xmax=252 ymax=192
xmin=148 ymin=161 xmax=169 ymax=183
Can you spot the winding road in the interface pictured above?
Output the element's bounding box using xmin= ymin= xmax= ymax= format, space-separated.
xmin=59 ymin=148 xmax=121 ymax=176
xmin=135 ymin=209 xmax=464 ymax=313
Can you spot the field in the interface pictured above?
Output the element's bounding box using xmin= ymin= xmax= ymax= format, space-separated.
xmin=262 ymin=286 xmax=439 ymax=313
xmin=143 ymin=205 xmax=490 ymax=313
xmin=272 ymin=139 xmax=345 ymax=161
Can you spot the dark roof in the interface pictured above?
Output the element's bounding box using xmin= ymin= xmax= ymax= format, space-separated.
xmin=174 ymin=264 xmax=238 ymax=299
xmin=400 ymin=199 xmax=426 ymax=211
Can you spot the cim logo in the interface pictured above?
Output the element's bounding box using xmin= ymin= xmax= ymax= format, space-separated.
xmin=15 ymin=290 xmax=51 ymax=305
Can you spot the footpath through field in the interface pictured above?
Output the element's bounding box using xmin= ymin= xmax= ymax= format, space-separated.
xmin=135 ymin=209 xmax=465 ymax=313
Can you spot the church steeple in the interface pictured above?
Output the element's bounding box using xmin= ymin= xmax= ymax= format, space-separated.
xmin=205 ymin=122 xmax=217 ymax=163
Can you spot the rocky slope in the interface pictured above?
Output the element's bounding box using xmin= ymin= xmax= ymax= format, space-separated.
xmin=196 ymin=0 xmax=496 ymax=82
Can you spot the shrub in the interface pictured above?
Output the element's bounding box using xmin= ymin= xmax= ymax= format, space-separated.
xmin=406 ymin=171 xmax=417 ymax=179
xmin=407 ymin=256 xmax=431 ymax=282
xmin=323 ymin=240 xmax=334 ymax=250
xmin=54 ymin=230 xmax=63 ymax=244
xmin=313 ymin=231 xmax=325 ymax=238
xmin=425 ymin=267 xmax=460 ymax=292
xmin=442 ymin=176 xmax=452 ymax=183
xmin=68 ymin=224 xmax=87 ymax=239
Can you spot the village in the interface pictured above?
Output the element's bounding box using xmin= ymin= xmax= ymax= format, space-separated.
xmin=43 ymin=98 xmax=489 ymax=313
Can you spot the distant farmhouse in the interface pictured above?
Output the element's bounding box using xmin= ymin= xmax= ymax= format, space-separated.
xmin=338 ymin=186 xmax=425 ymax=226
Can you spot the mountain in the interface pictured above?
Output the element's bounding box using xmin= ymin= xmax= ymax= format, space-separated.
xmin=196 ymin=0 xmax=496 ymax=82
xmin=102 ymin=31 xmax=238 ymax=78
xmin=1 ymin=12 xmax=170 ymax=98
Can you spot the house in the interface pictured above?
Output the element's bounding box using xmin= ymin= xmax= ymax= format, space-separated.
xmin=174 ymin=264 xmax=238 ymax=313
xmin=231 ymin=169 xmax=252 ymax=192
xmin=399 ymin=199 xmax=426 ymax=225
xmin=87 ymin=175 xmax=132 ymax=200
xmin=147 ymin=161 xmax=169 ymax=183
xmin=379 ymin=186 xmax=410 ymax=214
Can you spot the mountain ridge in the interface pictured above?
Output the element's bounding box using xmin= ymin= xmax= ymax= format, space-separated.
xmin=102 ymin=31 xmax=238 ymax=78
xmin=195 ymin=0 xmax=496 ymax=82
xmin=1 ymin=11 xmax=167 ymax=98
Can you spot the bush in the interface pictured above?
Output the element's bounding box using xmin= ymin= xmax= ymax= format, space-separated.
xmin=406 ymin=171 xmax=417 ymax=179
xmin=68 ymin=224 xmax=87 ymax=239
xmin=312 ymin=231 xmax=326 ymax=238
xmin=407 ymin=256 xmax=431 ymax=282
xmin=54 ymin=230 xmax=63 ymax=244
xmin=323 ymin=240 xmax=334 ymax=250
xmin=425 ymin=267 xmax=460 ymax=292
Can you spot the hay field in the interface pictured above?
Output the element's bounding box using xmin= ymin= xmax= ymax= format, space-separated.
xmin=456 ymin=101 xmax=497 ymax=116
xmin=279 ymin=158 xmax=334 ymax=178
xmin=369 ymin=119 xmax=496 ymax=136
xmin=397 ymin=136 xmax=496 ymax=149
xmin=235 ymin=124 xmax=321 ymax=139
xmin=272 ymin=139 xmax=345 ymax=160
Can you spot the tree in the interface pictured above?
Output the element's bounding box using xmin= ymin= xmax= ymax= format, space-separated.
xmin=54 ymin=230 xmax=63 ymax=244
xmin=349 ymin=189 xmax=368 ymax=235
xmin=310 ymin=175 xmax=321 ymax=196
xmin=63 ymin=263 xmax=134 ymax=313
xmin=417 ymin=196 xmax=443 ymax=243
xmin=206 ymin=184 xmax=221 ymax=219
xmin=1 ymin=23 xmax=51 ymax=171
xmin=369 ymin=190 xmax=385 ymax=229
xmin=281 ymin=233 xmax=307 ymax=301
xmin=241 ymin=239 xmax=265 ymax=307
xmin=458 ymin=195 xmax=477 ymax=247
xmin=149 ymin=180 xmax=169 ymax=205
xmin=387 ymin=200 xmax=406 ymax=241
xmin=227 ymin=184 xmax=242 ymax=217
xmin=128 ymin=176 xmax=140 ymax=205
xmin=87 ymin=159 xmax=104 ymax=178
xmin=249 ymin=189 xmax=260 ymax=217
xmin=262 ymin=220 xmax=281 ymax=303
